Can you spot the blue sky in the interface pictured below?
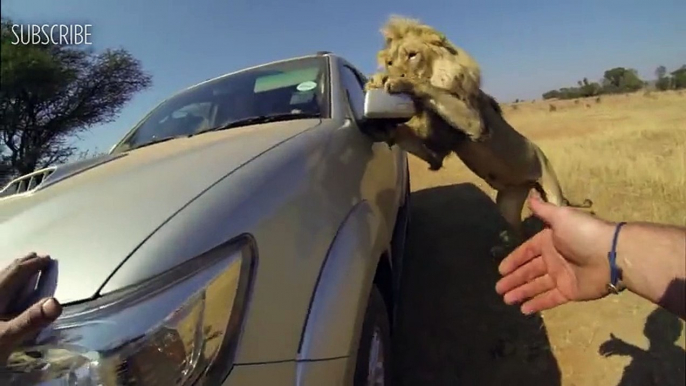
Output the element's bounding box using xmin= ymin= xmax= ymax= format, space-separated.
xmin=2 ymin=0 xmax=685 ymax=154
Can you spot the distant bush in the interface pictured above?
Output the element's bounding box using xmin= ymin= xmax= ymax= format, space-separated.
xmin=672 ymin=66 xmax=686 ymax=89
xmin=656 ymin=77 xmax=671 ymax=91
xmin=549 ymin=104 xmax=557 ymax=112
xmin=541 ymin=64 xmax=686 ymax=101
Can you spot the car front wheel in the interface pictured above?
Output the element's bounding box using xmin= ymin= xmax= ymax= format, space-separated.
xmin=353 ymin=285 xmax=392 ymax=386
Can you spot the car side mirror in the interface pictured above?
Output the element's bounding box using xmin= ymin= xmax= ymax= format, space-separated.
xmin=363 ymin=88 xmax=416 ymax=121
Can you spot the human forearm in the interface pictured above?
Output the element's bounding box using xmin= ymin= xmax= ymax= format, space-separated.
xmin=614 ymin=222 xmax=686 ymax=319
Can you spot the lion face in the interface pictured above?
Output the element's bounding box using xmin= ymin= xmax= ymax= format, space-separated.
xmin=377 ymin=35 xmax=442 ymax=81
xmin=375 ymin=16 xmax=482 ymax=95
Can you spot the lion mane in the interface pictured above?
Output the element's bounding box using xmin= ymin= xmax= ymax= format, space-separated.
xmin=376 ymin=14 xmax=482 ymax=98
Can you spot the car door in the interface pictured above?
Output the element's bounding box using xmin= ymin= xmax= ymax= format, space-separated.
xmin=338 ymin=63 xmax=400 ymax=246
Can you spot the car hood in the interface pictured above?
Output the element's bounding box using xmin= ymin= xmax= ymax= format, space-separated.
xmin=0 ymin=119 xmax=320 ymax=304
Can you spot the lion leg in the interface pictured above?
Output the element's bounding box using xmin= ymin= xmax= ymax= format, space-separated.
xmin=394 ymin=124 xmax=444 ymax=170
xmin=535 ymin=164 xmax=565 ymax=207
xmin=496 ymin=186 xmax=530 ymax=243
xmin=365 ymin=124 xmax=397 ymax=146
xmin=535 ymin=151 xmax=594 ymax=209
xmin=489 ymin=186 xmax=530 ymax=259
xmin=384 ymin=77 xmax=486 ymax=141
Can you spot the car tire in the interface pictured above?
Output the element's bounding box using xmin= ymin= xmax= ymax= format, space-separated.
xmin=353 ymin=285 xmax=392 ymax=386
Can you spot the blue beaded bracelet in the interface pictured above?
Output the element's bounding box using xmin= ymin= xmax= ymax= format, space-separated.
xmin=607 ymin=221 xmax=627 ymax=294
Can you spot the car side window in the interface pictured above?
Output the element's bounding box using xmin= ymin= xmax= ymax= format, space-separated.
xmin=340 ymin=65 xmax=366 ymax=120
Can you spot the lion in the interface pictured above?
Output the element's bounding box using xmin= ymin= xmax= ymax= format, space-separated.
xmin=366 ymin=15 xmax=593 ymax=244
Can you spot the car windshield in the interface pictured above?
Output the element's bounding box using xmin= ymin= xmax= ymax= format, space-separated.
xmin=113 ymin=56 xmax=329 ymax=152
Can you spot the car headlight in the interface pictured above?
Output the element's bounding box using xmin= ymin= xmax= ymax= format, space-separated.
xmin=2 ymin=236 xmax=257 ymax=386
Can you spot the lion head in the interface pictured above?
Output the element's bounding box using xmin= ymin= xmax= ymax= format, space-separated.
xmin=375 ymin=15 xmax=481 ymax=95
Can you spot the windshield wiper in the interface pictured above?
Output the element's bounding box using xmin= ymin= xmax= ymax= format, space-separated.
xmin=194 ymin=112 xmax=320 ymax=136
xmin=124 ymin=112 xmax=320 ymax=151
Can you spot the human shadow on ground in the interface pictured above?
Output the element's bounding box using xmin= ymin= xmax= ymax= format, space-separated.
xmin=599 ymin=305 xmax=686 ymax=386
xmin=391 ymin=183 xmax=561 ymax=386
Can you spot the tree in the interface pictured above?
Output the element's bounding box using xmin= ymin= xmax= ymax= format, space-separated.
xmin=542 ymin=90 xmax=561 ymax=100
xmin=603 ymin=67 xmax=628 ymax=89
xmin=0 ymin=146 xmax=11 ymax=187
xmin=671 ymin=65 xmax=686 ymax=89
xmin=621 ymin=69 xmax=644 ymax=91
xmin=542 ymin=76 xmax=602 ymax=100
xmin=75 ymin=148 xmax=107 ymax=161
xmin=655 ymin=65 xmax=667 ymax=79
xmin=602 ymin=67 xmax=643 ymax=93
xmin=655 ymin=65 xmax=670 ymax=91
xmin=0 ymin=18 xmax=152 ymax=179
xmin=578 ymin=77 xmax=601 ymax=97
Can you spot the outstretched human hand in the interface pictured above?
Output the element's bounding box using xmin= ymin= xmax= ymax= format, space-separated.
xmin=495 ymin=193 xmax=616 ymax=314
xmin=0 ymin=253 xmax=62 ymax=364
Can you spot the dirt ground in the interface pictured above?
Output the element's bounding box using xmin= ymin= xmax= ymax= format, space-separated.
xmin=391 ymin=91 xmax=686 ymax=386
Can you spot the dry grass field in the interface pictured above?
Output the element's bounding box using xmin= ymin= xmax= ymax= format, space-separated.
xmin=392 ymin=91 xmax=685 ymax=385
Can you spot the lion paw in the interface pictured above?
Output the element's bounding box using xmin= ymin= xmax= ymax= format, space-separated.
xmin=469 ymin=131 xmax=490 ymax=143
xmin=490 ymin=245 xmax=508 ymax=260
xmin=366 ymin=73 xmax=388 ymax=91
xmin=428 ymin=161 xmax=443 ymax=171
xmin=498 ymin=230 xmax=512 ymax=244
xmin=384 ymin=77 xmax=415 ymax=94
xmin=497 ymin=230 xmax=523 ymax=251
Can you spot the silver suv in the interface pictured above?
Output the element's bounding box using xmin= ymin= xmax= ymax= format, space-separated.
xmin=1 ymin=52 xmax=412 ymax=385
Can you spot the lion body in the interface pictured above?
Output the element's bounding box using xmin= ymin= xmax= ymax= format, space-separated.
xmin=366 ymin=15 xmax=592 ymax=239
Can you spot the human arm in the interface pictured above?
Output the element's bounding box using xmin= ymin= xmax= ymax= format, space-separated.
xmin=613 ymin=221 xmax=686 ymax=318
xmin=495 ymin=194 xmax=686 ymax=320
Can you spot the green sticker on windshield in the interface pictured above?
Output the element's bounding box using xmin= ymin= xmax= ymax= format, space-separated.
xmin=296 ymin=81 xmax=317 ymax=91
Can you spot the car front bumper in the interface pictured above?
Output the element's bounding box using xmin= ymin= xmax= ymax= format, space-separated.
xmin=223 ymin=357 xmax=353 ymax=386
